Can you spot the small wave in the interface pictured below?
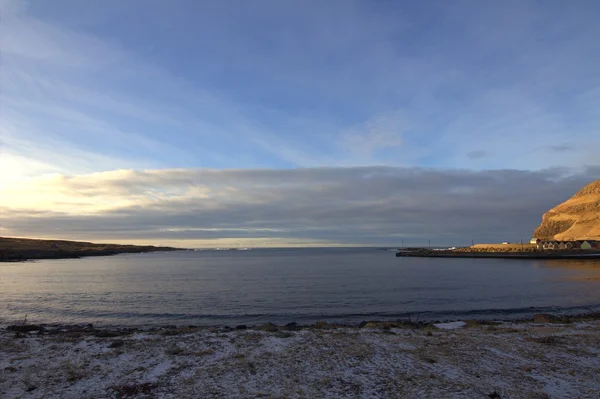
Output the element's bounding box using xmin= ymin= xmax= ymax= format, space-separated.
xmin=6 ymin=303 xmax=600 ymax=327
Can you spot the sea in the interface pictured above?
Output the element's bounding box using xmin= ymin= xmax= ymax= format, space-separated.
xmin=2 ymin=247 xmax=600 ymax=327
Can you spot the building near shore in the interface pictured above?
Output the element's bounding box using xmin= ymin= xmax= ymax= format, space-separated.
xmin=580 ymin=240 xmax=597 ymax=250
xmin=540 ymin=241 xmax=556 ymax=250
xmin=537 ymin=240 xmax=598 ymax=251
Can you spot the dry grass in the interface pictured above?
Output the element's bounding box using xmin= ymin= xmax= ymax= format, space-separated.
xmin=526 ymin=335 xmax=563 ymax=345
xmin=60 ymin=360 xmax=88 ymax=382
xmin=109 ymin=382 xmax=157 ymax=398
xmin=0 ymin=338 xmax=26 ymax=353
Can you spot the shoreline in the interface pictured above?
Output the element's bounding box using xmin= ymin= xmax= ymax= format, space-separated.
xmin=0 ymin=248 xmax=187 ymax=263
xmin=3 ymin=315 xmax=599 ymax=398
xmin=396 ymin=250 xmax=600 ymax=259
xmin=4 ymin=308 xmax=600 ymax=331
xmin=0 ymin=237 xmax=184 ymax=262
xmin=5 ymin=304 xmax=600 ymax=331
xmin=0 ymin=248 xmax=185 ymax=262
xmin=4 ymin=311 xmax=600 ymax=333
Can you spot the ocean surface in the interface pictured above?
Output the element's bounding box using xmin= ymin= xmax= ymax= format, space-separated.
xmin=2 ymin=248 xmax=600 ymax=327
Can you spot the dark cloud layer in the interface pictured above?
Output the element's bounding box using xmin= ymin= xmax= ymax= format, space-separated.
xmin=2 ymin=166 xmax=598 ymax=246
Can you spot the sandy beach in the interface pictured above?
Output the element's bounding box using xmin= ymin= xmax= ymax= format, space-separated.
xmin=2 ymin=318 xmax=599 ymax=398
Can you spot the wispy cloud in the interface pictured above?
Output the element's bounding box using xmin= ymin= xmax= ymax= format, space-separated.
xmin=548 ymin=144 xmax=573 ymax=152
xmin=1 ymin=0 xmax=599 ymax=177
xmin=0 ymin=1 xmax=316 ymax=172
xmin=339 ymin=112 xmax=405 ymax=162
xmin=466 ymin=151 xmax=487 ymax=160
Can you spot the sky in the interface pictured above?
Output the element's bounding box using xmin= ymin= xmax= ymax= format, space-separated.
xmin=0 ymin=0 xmax=599 ymax=247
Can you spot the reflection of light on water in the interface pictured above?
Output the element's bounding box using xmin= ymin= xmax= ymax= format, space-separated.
xmin=534 ymin=259 xmax=600 ymax=282
xmin=536 ymin=259 xmax=600 ymax=269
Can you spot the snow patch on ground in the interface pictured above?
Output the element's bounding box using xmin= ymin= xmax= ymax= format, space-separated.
xmin=433 ymin=321 xmax=466 ymax=329
xmin=1 ymin=321 xmax=599 ymax=398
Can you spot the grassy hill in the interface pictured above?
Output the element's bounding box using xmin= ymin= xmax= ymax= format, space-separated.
xmin=0 ymin=237 xmax=181 ymax=262
xmin=533 ymin=179 xmax=600 ymax=240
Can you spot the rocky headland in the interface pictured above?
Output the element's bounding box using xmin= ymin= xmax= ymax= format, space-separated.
xmin=533 ymin=179 xmax=600 ymax=240
xmin=0 ymin=237 xmax=181 ymax=262
xmin=397 ymin=179 xmax=600 ymax=258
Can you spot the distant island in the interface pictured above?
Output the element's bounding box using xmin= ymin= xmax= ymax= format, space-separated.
xmin=0 ymin=237 xmax=181 ymax=262
xmin=398 ymin=179 xmax=600 ymax=259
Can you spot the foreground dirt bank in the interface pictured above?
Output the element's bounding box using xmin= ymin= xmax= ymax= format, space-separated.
xmin=2 ymin=319 xmax=599 ymax=398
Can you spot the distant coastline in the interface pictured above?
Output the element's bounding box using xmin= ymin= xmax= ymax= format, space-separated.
xmin=0 ymin=237 xmax=182 ymax=262
xmin=396 ymin=243 xmax=600 ymax=259
xmin=396 ymin=249 xmax=600 ymax=259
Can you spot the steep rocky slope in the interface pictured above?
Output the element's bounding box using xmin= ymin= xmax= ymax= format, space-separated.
xmin=533 ymin=180 xmax=600 ymax=240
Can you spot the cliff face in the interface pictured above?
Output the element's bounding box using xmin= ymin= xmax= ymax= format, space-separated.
xmin=532 ymin=180 xmax=600 ymax=240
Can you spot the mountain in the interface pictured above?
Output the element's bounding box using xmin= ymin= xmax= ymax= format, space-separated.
xmin=532 ymin=180 xmax=600 ymax=240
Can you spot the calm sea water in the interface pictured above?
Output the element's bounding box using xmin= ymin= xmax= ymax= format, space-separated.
xmin=1 ymin=248 xmax=600 ymax=327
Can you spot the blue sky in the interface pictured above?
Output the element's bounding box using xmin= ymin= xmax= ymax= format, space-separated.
xmin=1 ymin=0 xmax=599 ymax=246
